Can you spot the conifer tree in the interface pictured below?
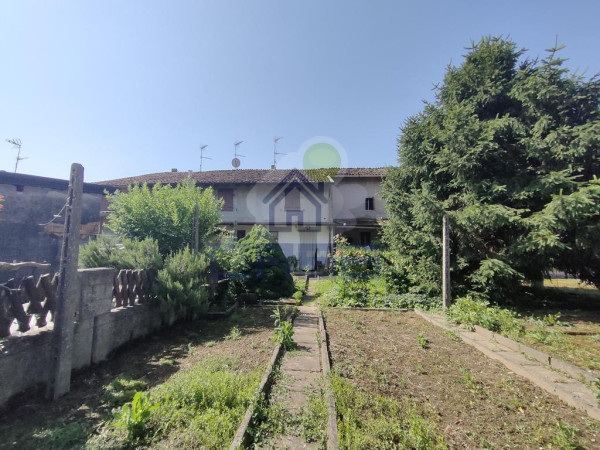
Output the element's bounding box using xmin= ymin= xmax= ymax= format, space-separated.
xmin=383 ymin=37 xmax=600 ymax=302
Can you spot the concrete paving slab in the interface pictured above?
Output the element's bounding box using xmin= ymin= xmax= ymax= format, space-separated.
xmin=282 ymin=356 xmax=321 ymax=373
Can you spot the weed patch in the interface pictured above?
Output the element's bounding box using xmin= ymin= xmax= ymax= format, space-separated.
xmin=417 ymin=332 xmax=429 ymax=349
xmin=32 ymin=422 xmax=90 ymax=450
xmin=271 ymin=308 xmax=296 ymax=350
xmin=102 ymin=376 xmax=148 ymax=407
xmin=225 ymin=325 xmax=242 ymax=340
xmin=332 ymin=373 xmax=446 ymax=449
xmin=446 ymin=296 xmax=524 ymax=338
xmin=89 ymin=356 xmax=261 ymax=448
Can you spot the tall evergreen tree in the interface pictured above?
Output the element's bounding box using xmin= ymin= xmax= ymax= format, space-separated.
xmin=382 ymin=37 xmax=600 ymax=302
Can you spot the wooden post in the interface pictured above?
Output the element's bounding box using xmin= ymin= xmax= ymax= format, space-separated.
xmin=48 ymin=163 xmax=84 ymax=399
xmin=442 ymin=214 xmax=451 ymax=309
xmin=192 ymin=204 xmax=199 ymax=254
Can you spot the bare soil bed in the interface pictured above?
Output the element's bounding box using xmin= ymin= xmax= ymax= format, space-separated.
xmin=325 ymin=309 xmax=600 ymax=449
xmin=0 ymin=306 xmax=277 ymax=450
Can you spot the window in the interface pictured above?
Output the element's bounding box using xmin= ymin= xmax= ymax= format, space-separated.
xmin=16 ymin=185 xmax=24 ymax=192
xmin=365 ymin=197 xmax=374 ymax=210
xmin=285 ymin=188 xmax=300 ymax=210
xmin=270 ymin=231 xmax=279 ymax=242
xmin=218 ymin=189 xmax=233 ymax=211
xmin=236 ymin=229 xmax=246 ymax=240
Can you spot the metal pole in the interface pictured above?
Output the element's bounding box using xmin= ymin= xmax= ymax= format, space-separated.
xmin=442 ymin=214 xmax=451 ymax=309
xmin=48 ymin=163 xmax=84 ymax=399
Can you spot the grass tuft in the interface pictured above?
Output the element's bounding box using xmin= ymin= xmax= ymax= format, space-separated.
xmin=102 ymin=376 xmax=148 ymax=407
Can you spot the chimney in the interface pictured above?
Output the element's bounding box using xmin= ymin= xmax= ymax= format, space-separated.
xmin=171 ymin=168 xmax=178 ymax=172
xmin=271 ymin=165 xmax=276 ymax=170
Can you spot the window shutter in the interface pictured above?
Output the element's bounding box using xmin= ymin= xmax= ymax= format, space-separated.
xmin=285 ymin=188 xmax=300 ymax=210
xmin=218 ymin=189 xmax=233 ymax=211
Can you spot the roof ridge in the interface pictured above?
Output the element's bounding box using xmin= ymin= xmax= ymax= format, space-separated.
xmin=96 ymin=166 xmax=387 ymax=186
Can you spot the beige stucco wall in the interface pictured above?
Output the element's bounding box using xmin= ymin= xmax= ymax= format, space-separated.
xmin=219 ymin=183 xmax=333 ymax=226
xmin=330 ymin=177 xmax=386 ymax=221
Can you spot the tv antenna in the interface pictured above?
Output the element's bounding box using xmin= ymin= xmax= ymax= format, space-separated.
xmin=6 ymin=138 xmax=27 ymax=173
xmin=199 ymin=144 xmax=211 ymax=172
xmin=273 ymin=136 xmax=285 ymax=168
xmin=232 ymin=140 xmax=244 ymax=169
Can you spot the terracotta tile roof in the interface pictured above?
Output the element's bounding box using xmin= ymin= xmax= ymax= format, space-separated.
xmin=98 ymin=167 xmax=387 ymax=189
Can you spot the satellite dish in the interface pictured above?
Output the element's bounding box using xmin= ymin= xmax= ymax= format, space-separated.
xmin=231 ymin=157 xmax=241 ymax=168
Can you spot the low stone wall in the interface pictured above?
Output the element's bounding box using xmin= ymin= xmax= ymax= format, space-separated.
xmin=0 ymin=268 xmax=164 ymax=408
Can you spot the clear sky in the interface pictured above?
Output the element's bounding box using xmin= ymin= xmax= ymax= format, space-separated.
xmin=1 ymin=1 xmax=599 ymax=182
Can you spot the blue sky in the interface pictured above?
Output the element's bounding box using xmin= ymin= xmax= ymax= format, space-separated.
xmin=1 ymin=1 xmax=599 ymax=182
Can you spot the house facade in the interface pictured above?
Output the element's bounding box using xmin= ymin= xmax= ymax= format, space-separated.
xmin=101 ymin=167 xmax=387 ymax=269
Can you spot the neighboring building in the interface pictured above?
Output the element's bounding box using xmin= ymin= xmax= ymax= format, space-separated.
xmin=0 ymin=171 xmax=115 ymax=276
xmin=100 ymin=167 xmax=387 ymax=269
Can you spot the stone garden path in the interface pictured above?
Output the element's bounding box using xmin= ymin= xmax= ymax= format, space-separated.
xmin=266 ymin=290 xmax=323 ymax=449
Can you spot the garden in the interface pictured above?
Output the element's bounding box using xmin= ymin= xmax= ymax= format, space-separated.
xmin=0 ymin=307 xmax=285 ymax=449
xmin=324 ymin=309 xmax=600 ymax=449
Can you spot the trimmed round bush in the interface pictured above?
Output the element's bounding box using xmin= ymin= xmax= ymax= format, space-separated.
xmin=230 ymin=226 xmax=294 ymax=299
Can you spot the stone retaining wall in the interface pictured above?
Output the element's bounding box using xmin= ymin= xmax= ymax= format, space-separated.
xmin=0 ymin=268 xmax=163 ymax=408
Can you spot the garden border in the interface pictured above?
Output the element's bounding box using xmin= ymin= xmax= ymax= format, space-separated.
xmin=202 ymin=301 xmax=238 ymax=319
xmin=319 ymin=310 xmax=339 ymax=450
xmin=337 ymin=306 xmax=411 ymax=312
xmin=415 ymin=310 xmax=600 ymax=421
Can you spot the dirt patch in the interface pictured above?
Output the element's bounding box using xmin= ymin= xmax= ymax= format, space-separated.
xmin=0 ymin=306 xmax=277 ymax=450
xmin=325 ymin=309 xmax=600 ymax=449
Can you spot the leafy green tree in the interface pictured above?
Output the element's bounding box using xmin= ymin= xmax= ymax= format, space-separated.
xmin=230 ymin=226 xmax=294 ymax=299
xmin=382 ymin=37 xmax=600 ymax=302
xmin=106 ymin=180 xmax=222 ymax=256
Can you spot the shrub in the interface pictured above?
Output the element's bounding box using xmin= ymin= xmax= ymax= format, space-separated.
xmin=156 ymin=247 xmax=210 ymax=322
xmin=331 ymin=235 xmax=381 ymax=304
xmin=446 ymin=296 xmax=524 ymax=338
xmin=79 ymin=236 xmax=162 ymax=270
xmin=370 ymin=292 xmax=441 ymax=310
xmin=229 ymin=226 xmax=294 ymax=299
xmin=331 ymin=235 xmax=379 ymax=284
xmin=79 ymin=235 xmax=120 ymax=268
xmin=378 ymin=251 xmax=410 ymax=294
xmin=111 ymin=238 xmax=163 ymax=270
